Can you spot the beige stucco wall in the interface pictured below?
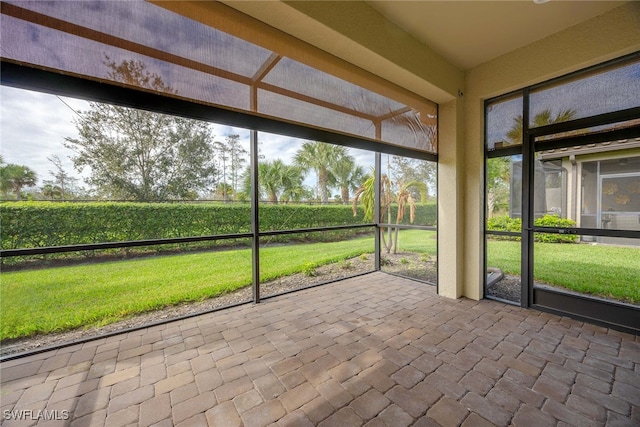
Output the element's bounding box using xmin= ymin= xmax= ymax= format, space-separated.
xmin=462 ymin=2 xmax=640 ymax=300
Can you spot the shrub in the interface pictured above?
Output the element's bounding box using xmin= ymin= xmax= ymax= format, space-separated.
xmin=534 ymin=214 xmax=579 ymax=243
xmin=302 ymin=263 xmax=317 ymax=277
xmin=339 ymin=260 xmax=352 ymax=270
xmin=486 ymin=215 xmax=522 ymax=241
xmin=487 ymin=215 xmax=522 ymax=233
xmin=0 ymin=202 xmax=373 ymax=250
xmin=388 ymin=203 xmax=437 ymax=226
xmin=487 ymin=214 xmax=578 ymax=243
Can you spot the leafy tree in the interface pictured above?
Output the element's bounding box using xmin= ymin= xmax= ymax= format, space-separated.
xmin=488 ymin=108 xmax=576 ymax=216
xmin=213 ymin=140 xmax=230 ymax=201
xmin=44 ymin=154 xmax=78 ymax=199
xmin=214 ymin=134 xmax=248 ymax=202
xmin=213 ymin=182 xmax=233 ymax=201
xmin=486 ymin=157 xmax=512 ymax=217
xmin=64 ymin=59 xmax=217 ymax=201
xmin=0 ymin=158 xmax=37 ymax=200
xmin=294 ymin=141 xmax=347 ymax=204
xmin=352 ymin=172 xmax=376 ymax=222
xmin=279 ymin=170 xmax=310 ymax=203
xmin=389 ymin=155 xmax=434 ymax=202
xmin=226 ymin=135 xmax=248 ymax=201
xmin=0 ymin=155 xmax=11 ymax=198
xmin=41 ymin=183 xmax=63 ymax=200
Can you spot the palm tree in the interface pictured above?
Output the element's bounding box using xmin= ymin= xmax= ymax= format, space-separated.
xmin=506 ymin=108 xmax=576 ymax=144
xmin=352 ymin=171 xmax=377 ymax=222
xmin=0 ymin=163 xmax=37 ymax=200
xmin=331 ymin=155 xmax=365 ymax=204
xmin=42 ymin=183 xmax=63 ymax=200
xmin=294 ymin=141 xmax=347 ymax=204
xmin=257 ymin=159 xmax=304 ymax=204
xmin=352 ymin=171 xmax=425 ymax=254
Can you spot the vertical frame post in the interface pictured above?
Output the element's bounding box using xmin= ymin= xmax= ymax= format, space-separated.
xmin=250 ymin=129 xmax=260 ymax=303
xmin=521 ymin=89 xmax=533 ymax=308
xmin=374 ymin=151 xmax=381 ymax=270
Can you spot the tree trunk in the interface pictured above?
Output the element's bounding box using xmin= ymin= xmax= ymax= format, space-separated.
xmin=392 ymin=226 xmax=400 ymax=254
xmin=487 ymin=190 xmax=496 ymax=218
xmin=318 ymin=169 xmax=329 ymax=204
xmin=341 ymin=186 xmax=349 ymax=205
xmin=385 ymin=226 xmax=393 ymax=253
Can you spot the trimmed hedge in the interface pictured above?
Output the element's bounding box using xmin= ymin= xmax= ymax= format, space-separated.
xmin=0 ymin=201 xmax=437 ymax=250
xmin=487 ymin=214 xmax=579 ymax=243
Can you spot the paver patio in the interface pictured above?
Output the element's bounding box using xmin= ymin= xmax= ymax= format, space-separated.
xmin=1 ymin=272 xmax=639 ymax=426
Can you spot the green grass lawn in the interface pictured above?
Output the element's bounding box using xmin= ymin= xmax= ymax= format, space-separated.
xmin=487 ymin=240 xmax=640 ymax=304
xmin=386 ymin=228 xmax=438 ymax=255
xmin=2 ymin=230 xmax=637 ymax=340
xmin=1 ymin=236 xmax=378 ymax=340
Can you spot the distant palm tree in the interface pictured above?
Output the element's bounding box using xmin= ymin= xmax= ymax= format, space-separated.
xmin=294 ymin=142 xmax=347 ymax=204
xmin=257 ymin=159 xmax=304 ymax=204
xmin=331 ymin=155 xmax=365 ymax=205
xmin=0 ymin=163 xmax=37 ymax=200
xmin=506 ymin=108 xmax=576 ymax=144
xmin=42 ymin=183 xmax=63 ymax=200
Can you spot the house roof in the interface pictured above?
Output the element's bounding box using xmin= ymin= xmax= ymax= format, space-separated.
xmin=538 ymin=138 xmax=640 ymax=160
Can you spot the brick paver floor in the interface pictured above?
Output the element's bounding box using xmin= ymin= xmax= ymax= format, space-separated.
xmin=1 ymin=272 xmax=639 ymax=426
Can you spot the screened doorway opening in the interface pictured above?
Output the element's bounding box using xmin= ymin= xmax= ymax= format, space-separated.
xmin=484 ymin=52 xmax=640 ymax=333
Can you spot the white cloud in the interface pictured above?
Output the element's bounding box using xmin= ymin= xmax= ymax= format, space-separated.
xmin=0 ymin=86 xmax=84 ymax=183
xmin=1 ymin=86 xmax=375 ymax=196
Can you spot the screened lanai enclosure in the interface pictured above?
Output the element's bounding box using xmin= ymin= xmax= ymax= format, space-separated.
xmin=1 ymin=0 xmax=639 ymax=356
xmin=0 ymin=0 xmax=438 ymax=353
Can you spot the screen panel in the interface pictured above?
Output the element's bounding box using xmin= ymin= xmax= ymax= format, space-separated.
xmin=1 ymin=0 xmax=438 ymax=154
xmin=530 ymin=56 xmax=640 ymax=127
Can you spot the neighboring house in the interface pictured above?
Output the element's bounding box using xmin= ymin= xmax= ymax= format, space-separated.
xmin=512 ymin=138 xmax=640 ymax=245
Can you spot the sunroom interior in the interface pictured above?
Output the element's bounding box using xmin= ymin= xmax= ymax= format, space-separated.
xmin=2 ymin=1 xmax=640 ymax=346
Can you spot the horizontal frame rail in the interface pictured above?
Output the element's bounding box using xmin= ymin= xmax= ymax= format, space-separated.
xmin=0 ymin=224 xmax=377 ymax=258
xmin=0 ymin=233 xmax=253 ymax=257
xmin=531 ymin=227 xmax=640 ymax=239
xmin=258 ymin=223 xmax=374 ymax=237
xmin=377 ymin=223 xmax=437 ymax=231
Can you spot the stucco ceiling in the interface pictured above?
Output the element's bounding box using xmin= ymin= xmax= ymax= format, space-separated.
xmin=366 ymin=1 xmax=626 ymax=70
